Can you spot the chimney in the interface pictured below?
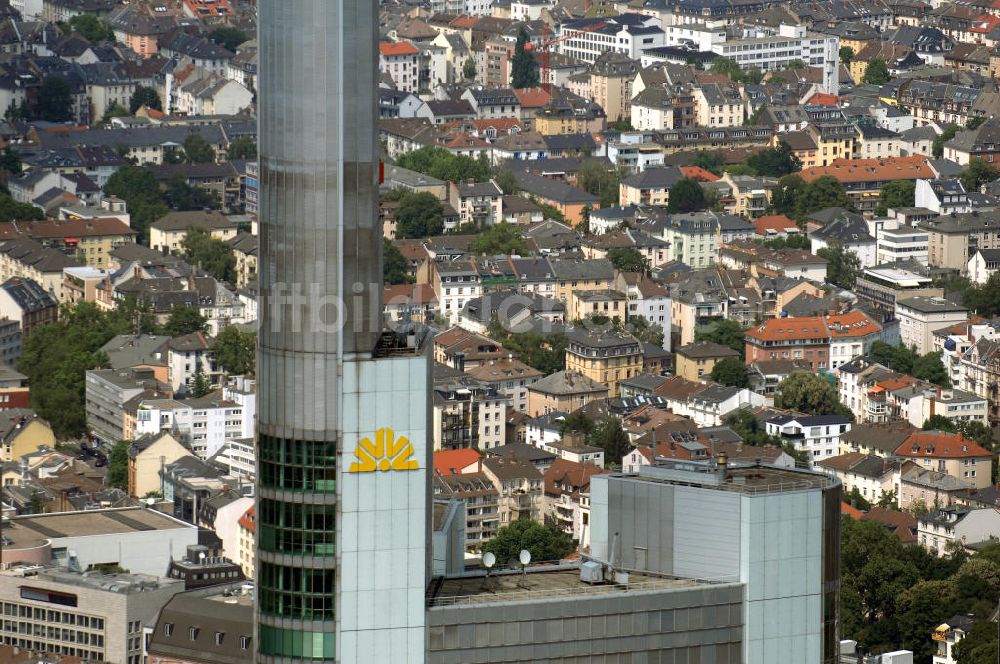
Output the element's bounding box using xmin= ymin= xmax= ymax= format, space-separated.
xmin=716 ymin=452 xmax=728 ymax=480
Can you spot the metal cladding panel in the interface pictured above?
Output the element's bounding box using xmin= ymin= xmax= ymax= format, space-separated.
xmin=672 ymin=486 xmax=741 ymax=581
xmin=339 ymin=353 xmax=430 ymax=663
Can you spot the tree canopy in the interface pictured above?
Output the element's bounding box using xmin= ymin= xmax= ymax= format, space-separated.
xmin=862 ymin=58 xmax=891 ymax=85
xmin=710 ymin=57 xmax=763 ymax=84
xmin=691 ymin=151 xmax=724 ymax=176
xmin=817 ymin=240 xmax=861 ymax=290
xmin=960 ymin=159 xmax=1000 ymax=193
xmin=212 ymin=325 xmax=255 ymax=376
xmin=666 ymin=177 xmax=706 ymax=213
xmin=487 ymin=321 xmax=567 ymax=375
xmin=794 ymin=176 xmax=854 ymax=221
xmin=395 ymin=191 xmax=444 ymax=238
xmin=396 ymin=146 xmax=491 ymax=182
xmin=106 ymin=441 xmax=129 ymax=489
xmin=511 ymin=27 xmax=539 ymax=89
xmin=875 ymin=180 xmax=915 ymax=216
xmin=209 ymin=26 xmax=247 ymax=52
xmin=38 ymin=76 xmax=73 ymax=122
xmin=470 ymin=222 xmax=529 ymax=255
xmin=103 ymin=165 xmax=169 ymax=241
xmin=607 ymin=247 xmax=648 ymax=274
xmin=577 ymin=159 xmax=622 ymax=208
xmin=226 ymin=136 xmax=257 ymax=160
xmin=774 ymin=372 xmax=853 ymax=417
xmin=482 ymin=519 xmax=575 ymax=565
xmin=163 ymin=305 xmax=208 ymax=338
xmin=626 ymin=317 xmax=664 ymax=347
xmin=182 ymin=227 xmax=236 ymax=283
xmin=129 ymin=86 xmax=162 ymax=113
xmin=933 ymin=124 xmax=959 ymax=159
xmin=710 ymin=357 xmax=750 ymax=388
xmin=695 ymin=319 xmax=746 ymax=358
xmin=745 ymin=141 xmax=800 ymax=178
xmin=870 ymin=342 xmax=952 ymax=387
xmin=588 ymin=416 xmax=631 ymax=467
xmin=839 ymin=46 xmax=854 ymax=64
xmin=67 ymin=14 xmax=114 ymax=43
xmin=183 ymin=133 xmax=216 ymax=163
xmin=383 ymin=238 xmax=412 ymax=285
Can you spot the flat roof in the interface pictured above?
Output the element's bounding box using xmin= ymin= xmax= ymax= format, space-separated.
xmin=429 ymin=567 xmax=709 ymax=607
xmin=862 ymin=267 xmax=932 ymax=286
xmin=621 ymin=461 xmax=836 ymax=495
xmin=4 ymin=507 xmax=192 ymax=550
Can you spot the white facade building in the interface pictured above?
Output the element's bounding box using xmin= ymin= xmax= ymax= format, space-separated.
xmin=766 ymin=414 xmax=852 ymax=463
xmin=876 ymin=226 xmax=929 ymax=265
xmin=556 ymin=14 xmax=667 ymax=63
xmin=712 ymin=25 xmax=839 ymax=93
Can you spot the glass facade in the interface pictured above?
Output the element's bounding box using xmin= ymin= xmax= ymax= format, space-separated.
xmin=258 ymin=498 xmax=336 ymax=555
xmin=259 ymin=626 xmax=334 ymax=660
xmin=258 ymin=434 xmax=336 ymax=493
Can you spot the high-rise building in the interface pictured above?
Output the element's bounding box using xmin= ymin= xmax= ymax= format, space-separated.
xmin=256 ymin=2 xmax=431 ymax=663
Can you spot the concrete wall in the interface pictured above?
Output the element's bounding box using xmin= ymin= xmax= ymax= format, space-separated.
xmin=427 ymin=582 xmax=745 ymax=664
xmin=51 ymin=525 xmax=198 ymax=577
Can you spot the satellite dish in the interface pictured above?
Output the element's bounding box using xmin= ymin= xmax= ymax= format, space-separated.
xmin=519 ymin=549 xmax=531 ymax=566
xmin=144 ymin=497 xmax=156 ymax=506
xmin=483 ymin=552 xmax=496 ymax=569
xmin=198 ymin=552 xmax=207 ymax=561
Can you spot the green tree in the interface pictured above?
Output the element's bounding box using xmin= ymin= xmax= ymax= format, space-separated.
xmin=463 ymin=57 xmax=477 ymax=81
xmin=817 ymin=240 xmax=861 ymax=290
xmin=710 ymin=357 xmax=749 ymax=388
xmin=0 ymin=193 xmax=44 ymax=222
xmin=875 ymin=179 xmax=915 ymax=216
xmin=383 ymin=238 xmax=412 ymax=284
xmin=482 ymin=519 xmax=575 ymax=564
xmin=588 ymin=416 xmax=631 ymax=467
xmin=470 ymin=222 xmax=528 ymax=255
xmin=863 ymin=58 xmax=891 ymax=85
xmin=846 ymin=487 xmax=871 ymax=511
xmin=129 ymin=86 xmax=162 ymax=113
xmin=212 ymin=326 xmax=256 ymax=375
xmin=666 ymin=176 xmax=706 ymax=213
xmin=912 ymin=350 xmax=951 ymax=387
xmin=896 ymin=580 xmax=960 ymax=660
xmin=607 ymin=119 xmax=634 ymax=132
xmin=104 ymin=165 xmax=169 ymax=240
xmin=746 ymin=141 xmax=800 ymax=178
xmin=770 ymin=174 xmax=805 ymax=217
xmin=17 ymin=303 xmax=127 ymax=438
xmin=209 ymin=26 xmax=247 ymax=52
xmin=493 ymin=169 xmax=520 ymax=195
xmin=577 ymin=159 xmax=621 ymax=208
xmin=839 ymin=46 xmax=854 ymax=64
xmin=870 ymin=340 xmax=918 ymax=374
xmin=38 ymin=75 xmax=73 ymax=122
xmin=922 ymin=414 xmax=958 ymax=433
xmin=182 ymin=227 xmax=236 ymax=282
xmin=967 ymin=115 xmax=987 ymax=130
xmin=607 ymin=247 xmax=647 ymax=274
xmin=190 ymin=360 xmax=212 ymax=397
xmin=163 ymin=176 xmax=220 ymax=211
xmin=0 ymin=146 xmax=22 ymax=176
xmin=106 ymin=441 xmax=129 ymax=489
xmin=760 ymin=234 xmax=810 ymax=250
xmin=560 ymin=410 xmax=594 ymax=437
xmin=67 ymin=14 xmax=114 ymax=42
xmin=960 ymin=159 xmax=1000 ymax=193
xmin=396 ymin=192 xmax=444 ymax=238
xmin=226 ymin=136 xmax=257 ymax=160
xmin=691 ymin=150 xmax=724 ymax=176
xmin=95 ymin=101 xmax=128 ymax=127
xmin=535 ymin=200 xmax=565 ymax=222
xmin=695 ymin=319 xmax=746 ymax=357
xmin=626 ymin=317 xmax=664 ymax=347
xmin=953 ymin=620 xmax=999 ymax=664
xmin=795 ymin=176 xmax=854 ymax=221
xmin=487 ymin=322 xmax=567 ymax=375
xmin=183 ymin=133 xmax=216 ymax=163
xmin=933 ymin=124 xmax=959 ymax=159
xmin=774 ymin=371 xmax=852 ymax=417
xmin=163 ymin=305 xmax=207 ymax=337
xmin=396 ymin=146 xmax=491 ymax=182
xmin=709 ymin=57 xmax=762 ymax=84
xmin=511 ymin=27 xmax=539 ymax=89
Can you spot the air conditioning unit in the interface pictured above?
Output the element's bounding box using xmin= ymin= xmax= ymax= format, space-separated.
xmin=580 ymin=560 xmax=603 ymax=584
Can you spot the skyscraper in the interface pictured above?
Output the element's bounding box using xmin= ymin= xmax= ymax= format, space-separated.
xmin=256 ymin=3 xmax=431 ymax=662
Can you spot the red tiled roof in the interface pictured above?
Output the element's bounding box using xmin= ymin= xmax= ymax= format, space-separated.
xmin=384 ymin=283 xmax=438 ymax=305
xmin=842 ymin=502 xmax=864 ymax=520
xmin=380 ymin=41 xmax=419 ymax=57
xmin=434 ymin=448 xmax=481 ymax=476
xmin=895 ymin=431 xmax=992 ymax=459
xmin=680 ymin=166 xmax=720 ymax=182
xmin=800 ymin=156 xmax=934 ymax=185
xmin=753 ymin=214 xmax=799 ymax=235
xmin=746 ymin=316 xmax=828 ymax=343
xmin=970 ymin=14 xmax=1000 ymax=32
xmin=826 ymin=309 xmax=881 ymax=339
xmin=239 ymin=505 xmax=255 ymax=533
xmin=514 ymin=87 xmax=552 ymax=108
xmin=544 ymin=458 xmax=606 ymax=497
xmin=450 ymin=15 xmax=479 ymax=28
xmin=806 ymin=93 xmax=839 ymax=106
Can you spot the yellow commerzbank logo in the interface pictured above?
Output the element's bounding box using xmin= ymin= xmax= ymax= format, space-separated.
xmin=348 ymin=427 xmax=419 ymax=473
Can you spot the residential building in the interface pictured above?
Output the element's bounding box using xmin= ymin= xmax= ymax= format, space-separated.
xmin=0 ymin=277 xmax=56 ymax=342
xmin=526 ymin=370 xmax=608 ymax=416
xmin=816 ymin=452 xmax=899 ymax=504
xmin=826 ymin=309 xmax=883 ymax=369
xmin=712 ymin=24 xmax=840 ymax=81
xmin=876 ymin=226 xmax=930 ymax=266
xmin=921 ymin=212 xmax=1000 ymax=272
xmin=479 ymin=456 xmax=543 ymax=525
xmin=448 ymin=180 xmax=503 ymax=227
xmin=854 ymin=265 xmax=943 ymax=324
xmin=932 ymin=615 xmax=977 ymax=664
xmin=237 ymin=504 xmax=254 ymax=579
xmin=149 ymin=211 xmax=238 ymax=256
xmin=675 ymin=340 xmax=739 ymax=381
xmin=147 ymin=588 xmax=255 ymax=664
xmin=556 ymin=14 xmax=666 ymax=63
xmin=692 ymin=82 xmax=744 ymax=128
xmin=564 ymin=327 xmax=643 ymax=397
xmin=126 ymin=432 xmax=190 ymax=498
xmin=463 ymin=359 xmax=543 ymax=412
xmin=543 ymin=458 xmax=604 ymax=543
xmin=433 ymin=377 xmax=508 ymax=450
xmin=0 ymin=410 xmax=55 ymax=462
xmin=918 ymin=505 xmax=1000 ymax=555
xmin=433 ymin=472 xmax=500 ymax=552
xmin=765 ymin=414 xmax=852 ymax=463
xmin=799 ymin=156 xmax=935 ymax=213
xmin=894 ymin=430 xmax=993 ymax=490
xmin=86 ymin=367 xmax=171 ymax=445
xmin=896 ymin=296 xmax=969 ymax=355
xmin=744 ymin=316 xmax=831 ymax=371
xmin=968 ymin=248 xmax=1000 ymax=285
